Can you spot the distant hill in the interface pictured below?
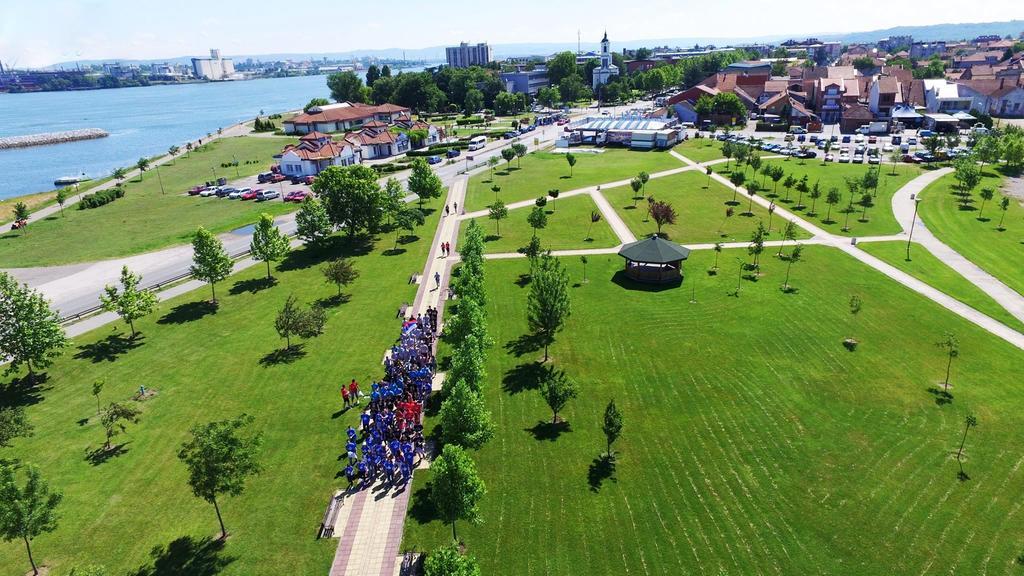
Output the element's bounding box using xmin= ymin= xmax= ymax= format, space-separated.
xmin=41 ymin=19 xmax=1024 ymax=70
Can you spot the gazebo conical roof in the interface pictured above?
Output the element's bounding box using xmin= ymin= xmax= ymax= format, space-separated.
xmin=618 ymin=235 xmax=690 ymax=264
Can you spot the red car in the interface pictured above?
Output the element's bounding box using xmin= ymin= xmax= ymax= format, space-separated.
xmin=303 ymin=175 xmax=315 ymax=185
xmin=241 ymin=188 xmax=261 ymax=200
xmin=269 ymin=174 xmax=287 ymax=183
xmin=902 ymin=154 xmax=921 ymax=163
xmin=187 ymin=185 xmax=206 ymax=196
xmin=284 ymin=190 xmax=310 ymax=203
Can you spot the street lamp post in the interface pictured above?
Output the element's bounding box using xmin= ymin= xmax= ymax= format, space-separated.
xmin=906 ymin=197 xmax=921 ymax=261
xmin=156 ymin=164 xmax=165 ymax=195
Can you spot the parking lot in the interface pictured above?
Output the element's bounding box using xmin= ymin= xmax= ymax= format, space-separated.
xmin=186 ymin=172 xmax=313 ymax=204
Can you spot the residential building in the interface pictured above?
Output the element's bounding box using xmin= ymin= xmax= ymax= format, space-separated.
xmin=445 ymin=42 xmax=492 ymax=68
xmin=278 ymin=132 xmax=359 ymax=177
xmin=910 ymin=42 xmax=946 ymax=60
xmin=341 ymin=122 xmax=411 ymax=160
xmin=868 ymin=75 xmax=906 ymax=117
xmin=191 ymin=48 xmax=235 ymax=80
xmin=283 ymin=102 xmax=411 ymax=135
xmin=879 ymin=35 xmax=913 ymax=52
xmin=922 ymin=79 xmax=975 ymax=113
xmin=592 ymin=32 xmax=620 ymax=90
xmin=723 ymin=61 xmax=772 ymax=75
xmin=500 ymin=66 xmax=550 ymax=95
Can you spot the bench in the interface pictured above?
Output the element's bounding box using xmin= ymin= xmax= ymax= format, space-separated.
xmin=408 ymin=273 xmax=420 ymax=285
xmin=396 ymin=303 xmax=410 ymax=318
xmin=317 ymin=493 xmax=341 ymax=539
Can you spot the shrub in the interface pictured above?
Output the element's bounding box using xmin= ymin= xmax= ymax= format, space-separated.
xmin=455 ymin=117 xmax=486 ymax=125
xmin=78 ymin=186 xmax=125 ymax=210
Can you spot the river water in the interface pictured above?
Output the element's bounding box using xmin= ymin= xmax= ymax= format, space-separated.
xmin=0 ymin=69 xmax=426 ymax=200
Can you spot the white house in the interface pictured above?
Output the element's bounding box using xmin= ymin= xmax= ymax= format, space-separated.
xmin=278 ymin=132 xmax=359 ymax=177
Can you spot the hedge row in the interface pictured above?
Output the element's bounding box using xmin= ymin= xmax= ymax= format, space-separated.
xmin=78 ymin=186 xmax=125 ymax=210
xmin=372 ymin=162 xmax=414 ymax=174
xmin=455 ymin=117 xmax=486 ymax=126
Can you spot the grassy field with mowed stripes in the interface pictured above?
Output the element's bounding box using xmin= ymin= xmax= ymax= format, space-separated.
xmin=403 ymin=246 xmax=1024 ymax=575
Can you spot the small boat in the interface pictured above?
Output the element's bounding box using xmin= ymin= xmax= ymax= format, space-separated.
xmin=54 ymin=174 xmax=91 ymax=186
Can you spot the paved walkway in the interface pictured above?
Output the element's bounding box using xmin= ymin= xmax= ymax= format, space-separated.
xmin=888 ymin=167 xmax=1024 ymax=325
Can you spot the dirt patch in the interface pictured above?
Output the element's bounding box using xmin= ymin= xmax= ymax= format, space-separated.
xmin=1002 ymin=175 xmax=1024 ymax=205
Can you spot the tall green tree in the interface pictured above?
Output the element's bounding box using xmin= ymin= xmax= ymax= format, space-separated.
xmin=527 ymin=205 xmax=548 ymax=237
xmin=777 ymin=220 xmax=798 ymax=256
xmin=0 ymin=272 xmax=67 ymax=381
xmin=463 ymin=88 xmax=484 ymax=113
xmin=527 ymin=253 xmax=571 ymax=361
xmin=565 ymin=153 xmax=577 ymax=177
xmin=936 ymin=332 xmax=960 ymax=393
xmin=250 ymin=213 xmax=290 ymax=281
xmin=312 ymin=165 xmax=385 ymax=237
xmin=365 ymin=65 xmax=380 ymax=87
xmin=978 ymin=188 xmax=995 ymax=219
xmin=431 ymin=444 xmax=486 ymax=542
xmin=55 ymin=188 xmax=68 ymax=217
xmin=997 ymin=196 xmax=1011 ymax=230
xmin=393 ymin=207 xmax=425 ymax=249
xmin=135 ymin=157 xmax=150 ymax=178
xmin=513 ymin=143 xmax=528 ymax=169
xmin=190 ymin=227 xmax=233 ymax=304
xmin=424 ymin=544 xmax=482 ymax=576
xmin=100 ymin=266 xmax=158 ymax=339
xmin=748 ymin=221 xmax=767 ymax=271
xmin=630 ymin=176 xmax=643 ymax=207
xmin=439 ymin=379 xmax=495 ymax=449
xmin=295 ymin=197 xmax=332 ymax=246
xmin=538 ymin=365 xmax=578 ymax=424
xmin=488 ymin=200 xmax=508 ymax=236
xmin=0 ymin=407 xmax=33 ymax=448
xmin=0 ymin=464 xmax=62 ymax=576
xmin=274 ymin=294 xmax=327 ymax=350
xmin=321 ymin=258 xmax=359 ymax=297
xmin=602 ymin=399 xmax=623 ymax=457
xmin=783 ymin=244 xmax=803 ymax=292
xmin=807 ymin=182 xmax=822 ymax=215
xmin=100 ymin=401 xmax=141 ymax=450
xmin=501 ymin=147 xmax=516 ymax=170
xmin=381 ymin=177 xmax=406 ymax=227
xmin=824 ymin=187 xmax=842 ymax=223
xmin=111 ymin=167 xmax=127 ymax=183
xmin=326 ymin=71 xmax=366 ymax=103
xmin=177 ymin=414 xmax=263 ymax=540
xmin=407 ymin=158 xmax=444 ymax=209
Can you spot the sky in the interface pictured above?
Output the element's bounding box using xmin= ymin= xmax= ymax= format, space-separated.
xmin=1 ymin=0 xmax=1021 ymax=68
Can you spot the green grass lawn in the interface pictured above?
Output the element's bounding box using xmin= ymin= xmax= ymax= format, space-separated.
xmin=673 ymin=138 xmax=726 ymax=163
xmin=859 ymin=241 xmax=1024 ymax=333
xmin=604 ymin=169 xmax=814 ymax=244
xmin=465 ymin=149 xmax=683 ymax=213
xmin=713 ymin=158 xmax=924 ymax=237
xmin=0 ymin=201 xmax=439 ymax=576
xmin=403 ymin=246 xmax=1024 ymax=575
xmin=918 ymin=168 xmax=1024 ymax=297
xmin=458 ymin=193 xmax=620 ymax=254
xmin=0 ymin=137 xmax=297 ymax=267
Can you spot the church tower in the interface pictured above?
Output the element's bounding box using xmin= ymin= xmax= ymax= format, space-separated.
xmin=593 ymin=30 xmax=619 ymax=90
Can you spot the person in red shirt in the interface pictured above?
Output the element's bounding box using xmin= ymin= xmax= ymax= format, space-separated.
xmin=348 ymin=379 xmax=360 ymax=406
xmin=341 ymin=386 xmax=350 ymax=409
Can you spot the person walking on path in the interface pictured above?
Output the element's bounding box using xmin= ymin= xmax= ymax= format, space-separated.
xmin=434 ymin=271 xmax=441 ymax=289
xmin=445 ymin=204 xmax=450 ymax=216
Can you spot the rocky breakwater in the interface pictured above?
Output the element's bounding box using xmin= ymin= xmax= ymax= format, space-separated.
xmin=0 ymin=128 xmax=109 ymax=150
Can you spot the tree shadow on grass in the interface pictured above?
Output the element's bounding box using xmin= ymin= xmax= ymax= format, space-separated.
xmin=407 ymin=484 xmax=439 ymax=526
xmin=128 ymin=535 xmax=234 ymax=576
xmin=229 ymin=277 xmax=276 ymax=295
xmin=383 ymin=248 xmax=407 ymax=256
xmin=525 ymin=420 xmax=571 ymax=441
xmin=157 ymin=300 xmax=218 ymax=325
xmin=259 ymin=344 xmax=306 ymax=367
xmin=317 ymin=293 xmax=351 ymax=308
xmin=927 ymin=386 xmax=954 ymax=406
xmin=501 ymin=361 xmax=546 ymax=394
xmin=398 ymin=234 xmax=419 ymax=245
xmin=278 ymin=234 xmax=374 ymax=272
xmin=504 ymin=333 xmax=544 ymax=358
xmin=0 ymin=373 xmax=48 ymax=409
xmin=85 ymin=442 xmax=130 ymax=466
xmin=588 ymin=454 xmax=617 ymax=492
xmin=74 ymin=332 xmax=144 ymax=363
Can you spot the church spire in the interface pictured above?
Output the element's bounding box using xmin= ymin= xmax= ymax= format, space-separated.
xmin=602 ymin=30 xmax=608 ymax=43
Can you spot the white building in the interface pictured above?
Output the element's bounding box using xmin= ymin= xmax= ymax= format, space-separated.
xmin=278 ymin=132 xmax=359 ymax=177
xmin=592 ymin=32 xmax=619 ymax=90
xmin=445 ymin=42 xmax=492 ymax=68
xmin=191 ymin=49 xmax=235 ymax=80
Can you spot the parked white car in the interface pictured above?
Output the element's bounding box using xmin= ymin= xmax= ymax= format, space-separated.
xmin=199 ymin=187 xmax=219 ymax=197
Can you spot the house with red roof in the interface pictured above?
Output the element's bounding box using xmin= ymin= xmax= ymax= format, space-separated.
xmin=283 ymin=102 xmax=412 ymax=135
xmin=278 ymin=132 xmax=359 ymax=177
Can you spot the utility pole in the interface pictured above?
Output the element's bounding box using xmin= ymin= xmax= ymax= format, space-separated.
xmin=156 ymin=163 xmax=165 ymax=194
xmin=906 ymin=197 xmax=921 ymax=261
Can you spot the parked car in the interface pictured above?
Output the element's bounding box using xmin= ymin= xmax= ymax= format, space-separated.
xmin=269 ymin=174 xmax=287 ymax=183
xmin=284 ymin=190 xmax=309 ymax=203
xmin=853 ymin=154 xmax=864 ymax=163
xmin=901 ymin=143 xmax=910 ymax=153
xmin=797 ymin=134 xmax=806 ymax=142
xmin=256 ymin=190 xmax=280 ymax=201
xmin=907 ymin=137 xmax=918 ymax=145
xmin=902 ymin=154 xmax=920 ymax=163
xmin=427 ymin=155 xmax=442 ymax=165
xmin=200 ymin=187 xmax=219 ymax=197
xmin=919 ymin=129 xmax=935 ymax=138
xmin=809 ymin=135 xmax=819 ymax=143
xmin=816 ymin=140 xmax=826 ymax=149
xmin=882 ymin=144 xmax=894 ymax=153
xmin=229 ymin=187 xmax=250 ymax=200
xmin=891 ymin=135 xmax=902 ymax=145
xmin=838 ymin=153 xmax=851 ymax=163
xmin=789 ymin=126 xmax=807 ymax=134
xmin=796 ymin=150 xmax=816 ymax=159
xmin=854 ymin=134 xmax=865 ymax=143
xmin=241 ymin=189 xmax=261 ymax=200
xmin=868 ymin=135 xmax=877 ymax=144
xmin=188 ymin=185 xmax=207 ymax=196
xmin=841 ymin=135 xmax=851 ymax=143
xmin=825 ymin=153 xmax=835 ymax=162
xmin=503 ymin=131 xmax=518 ymax=139
xmin=784 ymin=134 xmax=795 ymax=142
xmin=215 ymin=187 xmax=235 ymax=198
xmin=830 ymin=135 xmax=839 ymax=142
xmin=446 ymin=148 xmax=461 ymax=158
xmin=868 ymin=156 xmax=880 ymax=164
xmin=257 ymin=172 xmax=274 ymax=183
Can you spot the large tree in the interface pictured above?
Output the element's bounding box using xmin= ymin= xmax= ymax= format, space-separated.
xmin=538 ymin=365 xmax=578 ymax=423
xmin=250 ymin=213 xmax=290 ymax=281
xmin=0 ymin=407 xmax=33 ymax=448
xmin=100 ymin=266 xmax=158 ymax=339
xmin=439 ymin=379 xmax=495 ymax=449
xmin=431 ymin=444 xmax=486 ymax=542
xmin=650 ymin=200 xmax=677 ymax=236
xmin=274 ymin=294 xmax=327 ymax=350
xmin=100 ymin=401 xmax=141 ymax=451
xmin=312 ymin=165 xmax=384 ymax=237
xmin=177 ymin=414 xmax=263 ymax=540
xmin=488 ymin=200 xmax=508 ymax=236
xmin=295 ymin=197 xmax=332 ymax=246
xmin=190 ymin=227 xmax=233 ymax=304
xmin=546 ymin=51 xmax=578 ymax=85
xmin=321 ymin=258 xmax=359 ymax=298
xmin=0 ymin=464 xmax=62 ymax=576
xmin=326 ymin=71 xmax=366 ymax=103
xmin=527 ymin=253 xmax=571 ymax=361
xmin=0 ymin=272 xmax=67 ymax=381
xmin=407 ymin=158 xmax=444 ymax=209
xmin=527 ymin=205 xmax=548 ymax=237
xmin=424 ymin=544 xmax=482 ymax=576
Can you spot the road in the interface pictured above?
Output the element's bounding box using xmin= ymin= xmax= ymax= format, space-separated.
xmin=2 ymin=108 xmax=585 ymax=320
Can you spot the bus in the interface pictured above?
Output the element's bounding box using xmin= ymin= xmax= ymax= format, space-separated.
xmin=467 ymin=135 xmax=486 ymax=151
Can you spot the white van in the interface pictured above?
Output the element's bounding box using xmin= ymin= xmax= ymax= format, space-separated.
xmin=467 ymin=136 xmax=486 ymax=151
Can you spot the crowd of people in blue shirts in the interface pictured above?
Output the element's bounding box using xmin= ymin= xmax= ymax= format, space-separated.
xmin=342 ymin=308 xmax=439 ymax=491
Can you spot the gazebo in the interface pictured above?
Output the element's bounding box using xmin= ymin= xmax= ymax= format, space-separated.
xmin=617 ymin=235 xmax=690 ymax=284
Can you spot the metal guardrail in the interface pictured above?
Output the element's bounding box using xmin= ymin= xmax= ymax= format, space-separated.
xmin=57 ymin=244 xmax=264 ymax=325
